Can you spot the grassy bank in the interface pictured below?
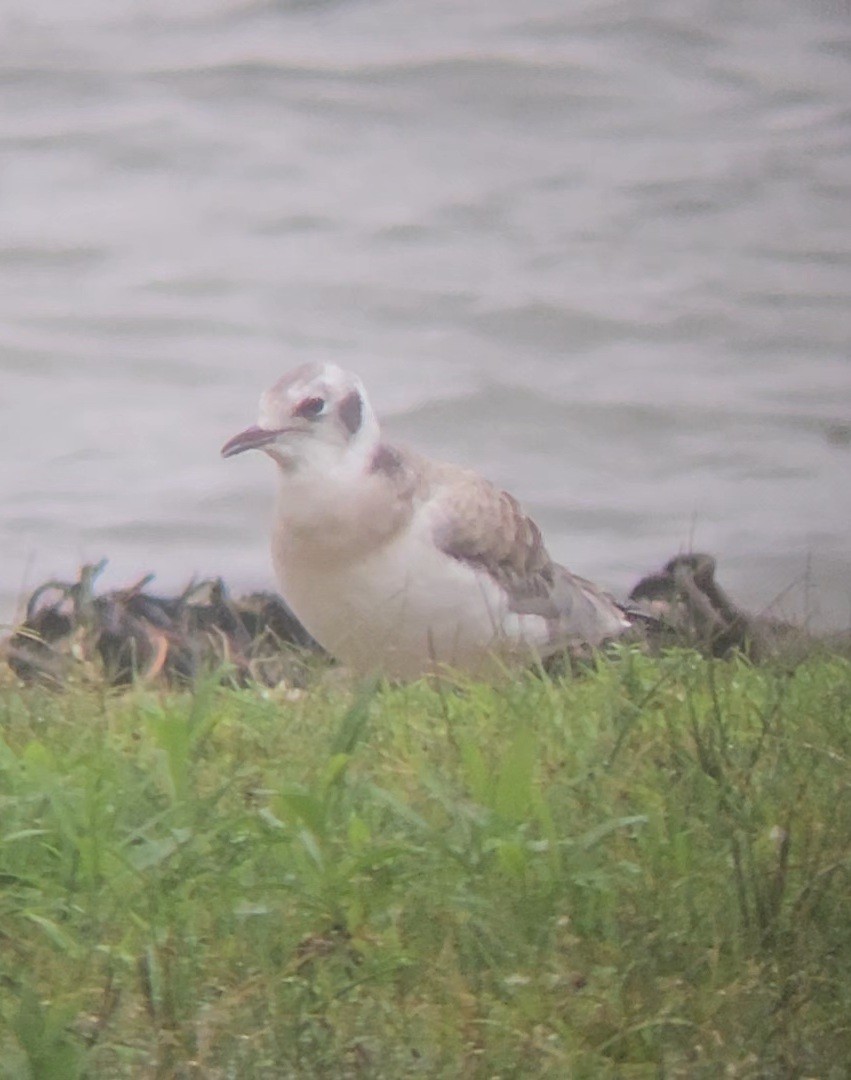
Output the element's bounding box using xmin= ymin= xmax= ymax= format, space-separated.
xmin=1 ymin=648 xmax=850 ymax=1078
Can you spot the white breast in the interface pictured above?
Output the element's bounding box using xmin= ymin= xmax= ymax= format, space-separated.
xmin=273 ymin=508 xmax=551 ymax=679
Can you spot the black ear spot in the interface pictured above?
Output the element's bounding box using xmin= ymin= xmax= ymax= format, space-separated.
xmin=338 ymin=390 xmax=363 ymax=435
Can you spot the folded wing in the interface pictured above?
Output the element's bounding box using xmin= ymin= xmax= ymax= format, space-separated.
xmin=426 ymin=460 xmax=630 ymax=648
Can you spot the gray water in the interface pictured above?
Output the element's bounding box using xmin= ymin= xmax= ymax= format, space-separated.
xmin=2 ymin=0 xmax=850 ymax=631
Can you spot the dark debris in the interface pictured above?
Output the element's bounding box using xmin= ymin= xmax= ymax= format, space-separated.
xmin=3 ymin=561 xmax=322 ymax=689
xmin=2 ymin=555 xmax=846 ymax=690
xmin=628 ymin=553 xmax=849 ymax=663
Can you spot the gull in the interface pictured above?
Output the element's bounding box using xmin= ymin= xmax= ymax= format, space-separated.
xmin=222 ymin=362 xmax=631 ymax=679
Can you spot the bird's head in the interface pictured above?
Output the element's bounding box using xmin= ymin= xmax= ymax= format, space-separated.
xmin=221 ymin=362 xmax=378 ymax=472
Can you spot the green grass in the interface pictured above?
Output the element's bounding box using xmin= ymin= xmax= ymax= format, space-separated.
xmin=1 ymin=648 xmax=850 ymax=1078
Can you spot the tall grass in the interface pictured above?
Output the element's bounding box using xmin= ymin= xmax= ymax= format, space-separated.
xmin=1 ymin=648 xmax=849 ymax=1077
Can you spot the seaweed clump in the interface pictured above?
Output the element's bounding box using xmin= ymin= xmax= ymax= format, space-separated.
xmin=628 ymin=552 xmax=848 ymax=663
xmin=3 ymin=553 xmax=846 ymax=690
xmin=3 ymin=560 xmax=321 ymax=689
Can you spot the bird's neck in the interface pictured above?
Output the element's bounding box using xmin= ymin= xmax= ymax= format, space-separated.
xmin=273 ymin=437 xmax=412 ymax=565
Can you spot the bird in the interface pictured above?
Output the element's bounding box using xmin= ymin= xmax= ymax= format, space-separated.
xmin=221 ymin=362 xmax=631 ymax=679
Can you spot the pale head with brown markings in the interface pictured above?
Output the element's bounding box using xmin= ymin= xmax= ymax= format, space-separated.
xmin=221 ymin=362 xmax=378 ymax=473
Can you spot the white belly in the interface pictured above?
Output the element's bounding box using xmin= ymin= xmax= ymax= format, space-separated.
xmin=274 ymin=520 xmax=551 ymax=679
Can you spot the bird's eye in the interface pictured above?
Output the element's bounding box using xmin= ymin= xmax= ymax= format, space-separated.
xmin=294 ymin=396 xmax=326 ymax=419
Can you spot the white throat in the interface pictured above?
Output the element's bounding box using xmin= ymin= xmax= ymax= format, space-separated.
xmin=270 ymin=417 xmax=395 ymax=567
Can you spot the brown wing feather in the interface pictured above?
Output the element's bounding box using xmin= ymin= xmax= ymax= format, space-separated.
xmin=371 ymin=445 xmax=628 ymax=645
xmin=427 ymin=462 xmax=560 ymax=614
xmin=426 ymin=459 xmax=629 ymax=643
